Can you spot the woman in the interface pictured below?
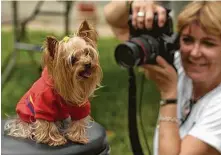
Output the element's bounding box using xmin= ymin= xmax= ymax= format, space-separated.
xmin=143 ymin=1 xmax=221 ymax=155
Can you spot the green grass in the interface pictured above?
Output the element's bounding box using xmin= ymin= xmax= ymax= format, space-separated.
xmin=1 ymin=30 xmax=160 ymax=155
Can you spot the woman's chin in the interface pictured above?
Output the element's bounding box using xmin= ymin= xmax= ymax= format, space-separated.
xmin=186 ymin=71 xmax=207 ymax=83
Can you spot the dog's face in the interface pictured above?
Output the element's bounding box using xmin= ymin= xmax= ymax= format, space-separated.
xmin=43 ymin=20 xmax=102 ymax=105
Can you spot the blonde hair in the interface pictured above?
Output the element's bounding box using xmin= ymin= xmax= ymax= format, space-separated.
xmin=177 ymin=1 xmax=221 ymax=36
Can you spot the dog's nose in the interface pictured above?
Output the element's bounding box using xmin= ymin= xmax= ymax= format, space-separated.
xmin=85 ymin=63 xmax=91 ymax=69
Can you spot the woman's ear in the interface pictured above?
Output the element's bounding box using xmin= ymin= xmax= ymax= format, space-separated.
xmin=46 ymin=36 xmax=58 ymax=58
xmin=77 ymin=20 xmax=98 ymax=47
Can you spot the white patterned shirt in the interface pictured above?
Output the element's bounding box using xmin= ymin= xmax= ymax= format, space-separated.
xmin=153 ymin=52 xmax=221 ymax=155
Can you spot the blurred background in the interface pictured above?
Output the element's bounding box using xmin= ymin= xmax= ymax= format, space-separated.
xmin=1 ymin=1 xmax=188 ymax=155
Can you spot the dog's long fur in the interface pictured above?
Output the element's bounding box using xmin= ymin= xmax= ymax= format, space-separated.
xmin=4 ymin=20 xmax=102 ymax=146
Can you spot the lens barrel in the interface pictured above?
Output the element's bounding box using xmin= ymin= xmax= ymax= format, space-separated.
xmin=115 ymin=42 xmax=143 ymax=68
xmin=115 ymin=35 xmax=159 ymax=68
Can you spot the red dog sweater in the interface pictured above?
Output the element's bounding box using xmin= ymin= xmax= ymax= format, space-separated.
xmin=16 ymin=68 xmax=91 ymax=123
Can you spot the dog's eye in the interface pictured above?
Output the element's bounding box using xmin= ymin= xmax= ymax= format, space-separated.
xmin=84 ymin=49 xmax=90 ymax=56
xmin=84 ymin=49 xmax=94 ymax=59
xmin=70 ymin=56 xmax=77 ymax=65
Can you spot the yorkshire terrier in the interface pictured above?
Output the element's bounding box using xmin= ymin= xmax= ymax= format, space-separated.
xmin=4 ymin=20 xmax=102 ymax=146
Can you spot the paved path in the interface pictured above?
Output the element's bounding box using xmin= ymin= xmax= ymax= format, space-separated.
xmin=2 ymin=1 xmax=115 ymax=37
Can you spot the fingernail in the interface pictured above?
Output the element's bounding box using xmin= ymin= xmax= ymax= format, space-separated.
xmin=159 ymin=23 xmax=163 ymax=27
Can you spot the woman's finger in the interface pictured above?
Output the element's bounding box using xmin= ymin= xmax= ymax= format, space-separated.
xmin=143 ymin=69 xmax=150 ymax=79
xmin=144 ymin=4 xmax=154 ymax=29
xmin=143 ymin=64 xmax=166 ymax=77
xmin=132 ymin=5 xmax=139 ymax=28
xmin=156 ymin=56 xmax=170 ymax=69
xmin=143 ymin=64 xmax=162 ymax=72
xmin=143 ymin=63 xmax=173 ymax=81
xmin=155 ymin=5 xmax=167 ymax=27
xmin=136 ymin=7 xmax=146 ymax=29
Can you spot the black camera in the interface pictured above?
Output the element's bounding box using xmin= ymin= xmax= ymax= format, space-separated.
xmin=114 ymin=10 xmax=179 ymax=68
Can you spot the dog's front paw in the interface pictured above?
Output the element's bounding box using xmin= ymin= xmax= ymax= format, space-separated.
xmin=65 ymin=118 xmax=90 ymax=144
xmin=33 ymin=119 xmax=68 ymax=146
xmin=48 ymin=135 xmax=67 ymax=146
xmin=66 ymin=132 xmax=89 ymax=144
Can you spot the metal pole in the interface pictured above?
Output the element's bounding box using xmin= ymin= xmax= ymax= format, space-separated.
xmin=2 ymin=1 xmax=19 ymax=86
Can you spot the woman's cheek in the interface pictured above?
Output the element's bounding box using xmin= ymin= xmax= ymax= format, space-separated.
xmin=180 ymin=44 xmax=193 ymax=56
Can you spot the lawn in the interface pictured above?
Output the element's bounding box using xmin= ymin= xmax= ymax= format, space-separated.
xmin=1 ymin=30 xmax=160 ymax=155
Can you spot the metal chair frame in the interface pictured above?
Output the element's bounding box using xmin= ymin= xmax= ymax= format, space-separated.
xmin=2 ymin=1 xmax=73 ymax=86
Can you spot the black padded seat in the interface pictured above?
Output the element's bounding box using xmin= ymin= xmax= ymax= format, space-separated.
xmin=2 ymin=120 xmax=110 ymax=155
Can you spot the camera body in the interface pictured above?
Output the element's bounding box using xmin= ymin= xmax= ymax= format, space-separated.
xmin=115 ymin=11 xmax=179 ymax=68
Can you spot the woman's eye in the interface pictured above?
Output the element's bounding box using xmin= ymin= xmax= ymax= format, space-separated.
xmin=70 ymin=56 xmax=77 ymax=65
xmin=182 ymin=37 xmax=194 ymax=44
xmin=202 ymin=41 xmax=216 ymax=47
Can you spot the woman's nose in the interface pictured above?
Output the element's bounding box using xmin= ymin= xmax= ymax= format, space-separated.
xmin=190 ymin=43 xmax=202 ymax=57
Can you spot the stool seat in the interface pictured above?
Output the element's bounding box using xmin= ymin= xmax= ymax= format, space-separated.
xmin=2 ymin=120 xmax=110 ymax=155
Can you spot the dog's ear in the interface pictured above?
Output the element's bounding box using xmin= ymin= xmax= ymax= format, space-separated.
xmin=46 ymin=36 xmax=58 ymax=58
xmin=77 ymin=20 xmax=98 ymax=47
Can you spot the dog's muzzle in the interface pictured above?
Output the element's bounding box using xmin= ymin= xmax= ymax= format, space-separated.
xmin=79 ymin=63 xmax=93 ymax=78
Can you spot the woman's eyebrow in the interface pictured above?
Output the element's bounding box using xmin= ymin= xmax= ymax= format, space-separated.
xmin=181 ymin=35 xmax=218 ymax=42
xmin=180 ymin=32 xmax=191 ymax=36
xmin=180 ymin=34 xmax=193 ymax=38
xmin=201 ymin=37 xmax=217 ymax=41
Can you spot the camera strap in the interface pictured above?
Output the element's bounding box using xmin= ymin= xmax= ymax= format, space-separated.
xmin=128 ymin=68 xmax=144 ymax=155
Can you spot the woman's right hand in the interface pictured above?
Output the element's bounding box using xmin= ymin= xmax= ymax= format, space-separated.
xmin=131 ymin=1 xmax=167 ymax=30
xmin=142 ymin=56 xmax=178 ymax=100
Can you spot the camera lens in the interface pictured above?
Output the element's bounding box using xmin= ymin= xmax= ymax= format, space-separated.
xmin=115 ymin=42 xmax=143 ymax=68
xmin=115 ymin=36 xmax=156 ymax=68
